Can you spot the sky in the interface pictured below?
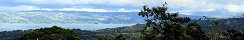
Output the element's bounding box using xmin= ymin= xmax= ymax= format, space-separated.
xmin=0 ymin=0 xmax=244 ymax=18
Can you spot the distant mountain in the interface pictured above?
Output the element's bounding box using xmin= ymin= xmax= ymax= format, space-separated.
xmin=178 ymin=14 xmax=203 ymax=19
xmin=0 ymin=11 xmax=202 ymax=24
xmin=197 ymin=18 xmax=244 ymax=30
xmin=24 ymin=10 xmax=90 ymax=13
xmin=0 ymin=11 xmax=145 ymax=24
xmin=1 ymin=17 xmax=244 ymax=40
xmin=190 ymin=9 xmax=244 ymax=18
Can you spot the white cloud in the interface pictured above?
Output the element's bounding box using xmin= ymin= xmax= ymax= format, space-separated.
xmin=161 ymin=0 xmax=244 ymax=16
xmin=116 ymin=8 xmax=140 ymax=12
xmin=58 ymin=8 xmax=109 ymax=12
xmin=0 ymin=5 xmax=139 ymax=12
xmin=50 ymin=8 xmax=140 ymax=12
xmin=0 ymin=5 xmax=40 ymax=11
xmin=8 ymin=0 xmax=161 ymax=7
xmin=165 ymin=0 xmax=219 ymax=11
xmin=224 ymin=4 xmax=244 ymax=12
xmin=161 ymin=0 xmax=218 ymax=15
xmin=1 ymin=0 xmax=244 ymax=17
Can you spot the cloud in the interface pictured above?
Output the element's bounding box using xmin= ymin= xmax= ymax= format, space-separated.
xmin=0 ymin=5 xmax=40 ymax=11
xmin=162 ymin=0 xmax=244 ymax=17
xmin=1 ymin=0 xmax=161 ymax=7
xmin=0 ymin=0 xmax=244 ymax=18
xmin=0 ymin=5 xmax=139 ymax=12
xmin=164 ymin=0 xmax=219 ymax=11
xmin=156 ymin=0 xmax=216 ymax=15
xmin=41 ymin=8 xmax=140 ymax=12
xmin=224 ymin=4 xmax=244 ymax=12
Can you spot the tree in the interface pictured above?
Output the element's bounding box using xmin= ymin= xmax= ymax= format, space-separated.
xmin=115 ymin=34 xmax=126 ymax=40
xmin=17 ymin=26 xmax=80 ymax=40
xmin=139 ymin=3 xmax=192 ymax=40
xmin=97 ymin=34 xmax=126 ymax=40
xmin=207 ymin=19 xmax=226 ymax=40
xmin=226 ymin=29 xmax=244 ymax=40
xmin=185 ymin=17 xmax=208 ymax=40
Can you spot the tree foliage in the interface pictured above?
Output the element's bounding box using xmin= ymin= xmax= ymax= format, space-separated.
xmin=226 ymin=29 xmax=244 ymax=40
xmin=17 ymin=26 xmax=80 ymax=40
xmin=207 ymin=19 xmax=227 ymax=40
xmin=186 ymin=22 xmax=208 ymax=40
xmin=97 ymin=34 xmax=126 ymax=40
xmin=138 ymin=3 xmax=207 ymax=40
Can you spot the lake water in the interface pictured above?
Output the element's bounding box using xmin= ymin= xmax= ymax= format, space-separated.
xmin=0 ymin=23 xmax=135 ymax=31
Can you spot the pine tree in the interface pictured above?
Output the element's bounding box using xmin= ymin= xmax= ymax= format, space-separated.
xmin=139 ymin=3 xmax=192 ymax=40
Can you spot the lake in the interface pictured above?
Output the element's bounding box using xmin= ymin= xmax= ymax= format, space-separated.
xmin=0 ymin=23 xmax=135 ymax=31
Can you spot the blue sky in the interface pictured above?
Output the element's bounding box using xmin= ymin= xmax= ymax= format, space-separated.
xmin=0 ymin=0 xmax=244 ymax=18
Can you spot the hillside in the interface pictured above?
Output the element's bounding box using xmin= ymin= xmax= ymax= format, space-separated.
xmin=0 ymin=24 xmax=144 ymax=40
xmin=1 ymin=17 xmax=244 ymax=40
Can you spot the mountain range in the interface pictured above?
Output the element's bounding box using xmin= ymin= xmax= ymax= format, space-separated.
xmin=0 ymin=10 xmax=203 ymax=24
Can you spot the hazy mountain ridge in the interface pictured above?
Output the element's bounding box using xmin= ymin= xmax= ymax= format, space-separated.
xmin=0 ymin=11 xmax=204 ymax=24
xmin=0 ymin=11 xmax=145 ymax=24
xmin=1 ymin=17 xmax=244 ymax=40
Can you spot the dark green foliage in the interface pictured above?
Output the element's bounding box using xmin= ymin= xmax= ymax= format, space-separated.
xmin=0 ymin=30 xmax=29 ymax=40
xmin=115 ymin=34 xmax=126 ymax=40
xmin=186 ymin=23 xmax=208 ymax=40
xmin=1 ymin=23 xmax=244 ymax=40
xmin=226 ymin=29 xmax=244 ymax=40
xmin=207 ymin=20 xmax=226 ymax=40
xmin=161 ymin=23 xmax=192 ymax=40
xmin=17 ymin=26 xmax=80 ymax=40
xmin=74 ymin=24 xmax=143 ymax=40
xmin=138 ymin=3 xmax=196 ymax=40
xmin=97 ymin=34 xmax=127 ymax=40
xmin=98 ymin=38 xmax=113 ymax=40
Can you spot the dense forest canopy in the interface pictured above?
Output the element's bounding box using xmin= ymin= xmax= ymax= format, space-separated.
xmin=17 ymin=26 xmax=80 ymax=40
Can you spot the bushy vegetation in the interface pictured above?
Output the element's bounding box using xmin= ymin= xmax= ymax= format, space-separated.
xmin=0 ymin=23 xmax=243 ymax=40
xmin=138 ymin=3 xmax=207 ymax=40
xmin=16 ymin=26 xmax=80 ymax=40
xmin=0 ymin=24 xmax=144 ymax=40
xmin=138 ymin=3 xmax=244 ymax=40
